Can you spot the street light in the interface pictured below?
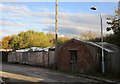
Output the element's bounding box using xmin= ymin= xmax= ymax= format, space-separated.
xmin=90 ymin=7 xmax=105 ymax=75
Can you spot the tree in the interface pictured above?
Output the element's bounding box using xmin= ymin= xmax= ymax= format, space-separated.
xmin=80 ymin=31 xmax=98 ymax=41
xmin=58 ymin=36 xmax=70 ymax=45
xmin=90 ymin=7 xmax=120 ymax=46
xmin=9 ymin=30 xmax=56 ymax=49
xmin=0 ymin=41 xmax=2 ymax=49
xmin=105 ymin=8 xmax=120 ymax=46
xmin=47 ymin=33 xmax=55 ymax=46
xmin=106 ymin=9 xmax=120 ymax=34
xmin=2 ymin=30 xmax=71 ymax=50
xmin=2 ymin=36 xmax=12 ymax=49
xmin=10 ymin=35 xmax=22 ymax=50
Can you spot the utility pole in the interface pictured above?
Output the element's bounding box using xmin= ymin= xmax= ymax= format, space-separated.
xmin=55 ymin=0 xmax=58 ymax=46
xmin=55 ymin=0 xmax=58 ymax=70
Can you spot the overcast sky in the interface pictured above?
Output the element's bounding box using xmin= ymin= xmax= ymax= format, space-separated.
xmin=0 ymin=1 xmax=118 ymax=39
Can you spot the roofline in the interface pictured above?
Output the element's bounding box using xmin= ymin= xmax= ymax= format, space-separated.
xmin=56 ymin=38 xmax=116 ymax=52
xmin=88 ymin=42 xmax=114 ymax=52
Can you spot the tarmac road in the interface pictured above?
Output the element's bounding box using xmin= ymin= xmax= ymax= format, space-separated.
xmin=1 ymin=62 xmax=100 ymax=84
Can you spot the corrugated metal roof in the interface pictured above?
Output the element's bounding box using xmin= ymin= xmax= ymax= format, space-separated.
xmin=73 ymin=38 xmax=118 ymax=52
xmin=15 ymin=46 xmax=55 ymax=52
xmin=59 ymin=38 xmax=118 ymax=52
xmin=95 ymin=42 xmax=118 ymax=52
xmin=87 ymin=42 xmax=117 ymax=52
xmin=16 ymin=47 xmax=44 ymax=52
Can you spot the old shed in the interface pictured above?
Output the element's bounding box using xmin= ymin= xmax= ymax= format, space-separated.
xmin=55 ymin=38 xmax=119 ymax=74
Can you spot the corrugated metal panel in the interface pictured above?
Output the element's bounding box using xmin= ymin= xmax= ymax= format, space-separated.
xmin=8 ymin=51 xmax=49 ymax=67
xmin=16 ymin=52 xmax=23 ymax=63
xmin=21 ymin=52 xmax=28 ymax=64
xmin=8 ymin=52 xmax=16 ymax=63
xmin=48 ymin=51 xmax=55 ymax=67
xmin=28 ymin=52 xmax=43 ymax=65
xmin=28 ymin=52 xmax=34 ymax=65
xmin=43 ymin=51 xmax=48 ymax=67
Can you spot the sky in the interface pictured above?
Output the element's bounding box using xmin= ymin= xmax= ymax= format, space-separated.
xmin=0 ymin=1 xmax=118 ymax=39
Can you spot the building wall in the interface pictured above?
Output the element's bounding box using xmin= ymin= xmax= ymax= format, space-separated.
xmin=56 ymin=39 xmax=97 ymax=73
xmin=8 ymin=51 xmax=49 ymax=67
xmin=105 ymin=52 xmax=117 ymax=73
xmin=21 ymin=52 xmax=29 ymax=64
xmin=28 ymin=52 xmax=43 ymax=65
xmin=16 ymin=52 xmax=23 ymax=63
xmin=0 ymin=51 xmax=1 ymax=62
xmin=0 ymin=51 xmax=9 ymax=62
xmin=48 ymin=50 xmax=55 ymax=67
xmin=8 ymin=52 xmax=16 ymax=63
xmin=56 ymin=39 xmax=120 ymax=75
xmin=105 ymin=50 xmax=120 ymax=76
xmin=43 ymin=51 xmax=48 ymax=67
xmin=119 ymin=48 xmax=120 ymax=75
xmin=85 ymin=44 xmax=102 ymax=72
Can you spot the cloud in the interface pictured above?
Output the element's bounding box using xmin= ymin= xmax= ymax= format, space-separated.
xmin=1 ymin=3 xmax=55 ymax=22
xmin=1 ymin=3 xmax=54 ymax=19
xmin=0 ymin=3 xmax=30 ymax=17
xmin=44 ymin=25 xmax=81 ymax=36
xmin=44 ymin=13 xmax=109 ymax=36
xmin=0 ymin=28 xmax=21 ymax=39
xmin=0 ymin=21 xmax=27 ymax=27
xmin=1 ymin=3 xmax=110 ymax=38
xmin=0 ymin=27 xmax=34 ymax=39
xmin=1 ymin=28 xmax=19 ymax=34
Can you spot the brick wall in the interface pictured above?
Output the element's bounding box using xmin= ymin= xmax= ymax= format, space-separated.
xmin=56 ymin=39 xmax=97 ymax=73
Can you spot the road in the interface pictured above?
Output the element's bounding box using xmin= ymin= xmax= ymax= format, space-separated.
xmin=1 ymin=62 xmax=100 ymax=84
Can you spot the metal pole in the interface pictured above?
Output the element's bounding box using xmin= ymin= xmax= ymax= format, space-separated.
xmin=55 ymin=0 xmax=58 ymax=46
xmin=90 ymin=7 xmax=105 ymax=74
xmin=100 ymin=14 xmax=105 ymax=74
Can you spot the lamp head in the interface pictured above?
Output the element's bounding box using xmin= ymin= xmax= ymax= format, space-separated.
xmin=91 ymin=7 xmax=97 ymax=10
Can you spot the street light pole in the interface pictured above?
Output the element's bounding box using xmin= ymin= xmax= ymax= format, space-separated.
xmin=91 ymin=7 xmax=105 ymax=74
xmin=100 ymin=14 xmax=105 ymax=74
